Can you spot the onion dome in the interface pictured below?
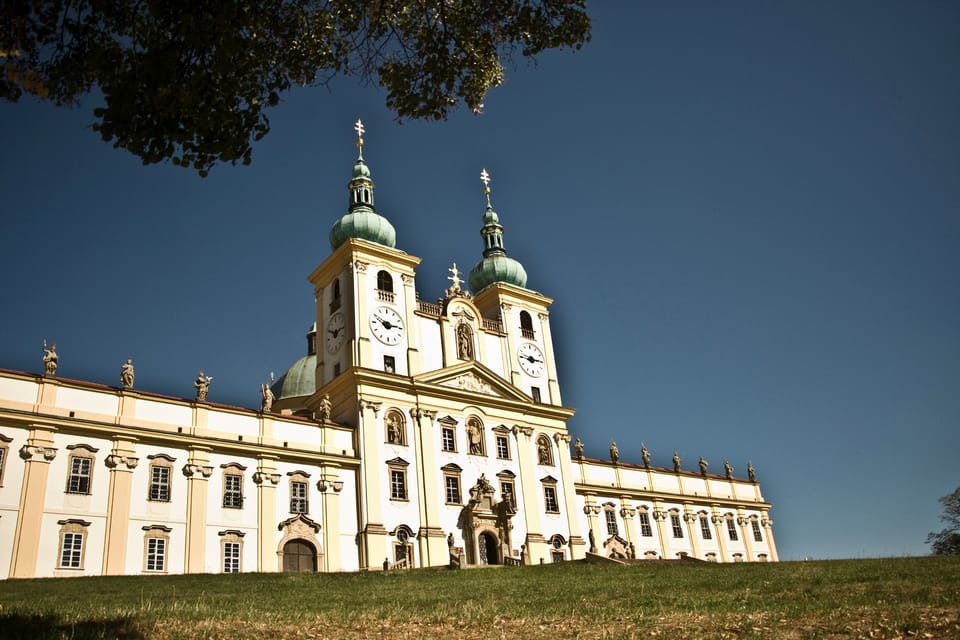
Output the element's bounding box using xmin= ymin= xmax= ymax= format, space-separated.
xmin=329 ymin=119 xmax=397 ymax=250
xmin=468 ymin=169 xmax=528 ymax=292
xmin=271 ymin=323 xmax=317 ymax=401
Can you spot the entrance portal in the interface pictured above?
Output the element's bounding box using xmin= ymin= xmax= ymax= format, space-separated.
xmin=282 ymin=539 xmax=317 ymax=572
xmin=479 ymin=532 xmax=499 ymax=565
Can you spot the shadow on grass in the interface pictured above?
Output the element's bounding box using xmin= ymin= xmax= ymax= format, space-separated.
xmin=0 ymin=613 xmax=146 ymax=640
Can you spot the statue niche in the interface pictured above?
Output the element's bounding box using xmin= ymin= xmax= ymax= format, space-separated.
xmin=459 ymin=474 xmax=515 ymax=565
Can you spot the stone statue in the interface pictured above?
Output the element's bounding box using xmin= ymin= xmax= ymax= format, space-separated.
xmin=629 ymin=542 xmax=636 ymax=559
xmin=194 ymin=370 xmax=212 ymax=401
xmin=318 ymin=393 xmax=332 ymax=422
xmin=466 ymin=420 xmax=482 ymax=454
xmin=447 ymin=532 xmax=455 ymax=548
xmin=672 ymin=451 xmax=681 ymax=473
xmin=641 ymin=442 xmax=650 ymax=468
xmin=610 ymin=441 xmax=619 ymax=463
xmin=456 ymin=323 xmax=474 ymax=360
xmin=724 ymin=460 xmax=733 ymax=479
xmin=699 ymin=456 xmax=708 ymax=476
xmin=387 ymin=413 xmax=402 ymax=443
xmin=42 ymin=341 xmax=58 ymax=376
xmin=588 ymin=528 xmax=596 ymax=553
xmin=537 ymin=438 xmax=551 ymax=465
xmin=574 ymin=437 xmax=584 ymax=459
xmin=747 ymin=461 xmax=756 ymax=482
xmin=120 ymin=358 xmax=135 ymax=389
xmin=260 ymin=382 xmax=274 ymax=413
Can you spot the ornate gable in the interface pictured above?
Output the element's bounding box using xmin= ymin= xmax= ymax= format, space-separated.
xmin=413 ymin=361 xmax=530 ymax=403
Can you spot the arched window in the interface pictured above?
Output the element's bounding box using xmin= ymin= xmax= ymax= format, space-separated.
xmin=536 ymin=435 xmax=554 ymax=466
xmin=377 ymin=270 xmax=393 ymax=293
xmin=519 ymin=311 xmax=535 ymax=339
xmin=385 ymin=409 xmax=406 ymax=446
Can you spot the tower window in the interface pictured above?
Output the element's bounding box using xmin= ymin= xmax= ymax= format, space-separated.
xmin=384 ymin=355 xmax=396 ymax=373
xmin=376 ymin=270 xmax=393 ymax=293
xmin=531 ymin=386 xmax=542 ymax=403
xmin=519 ymin=311 xmax=535 ymax=339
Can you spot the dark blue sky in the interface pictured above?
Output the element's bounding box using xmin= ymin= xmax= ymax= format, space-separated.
xmin=2 ymin=1 xmax=958 ymax=559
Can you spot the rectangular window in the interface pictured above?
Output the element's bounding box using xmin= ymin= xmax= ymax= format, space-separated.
xmin=531 ymin=386 xmax=542 ymax=403
xmin=290 ymin=481 xmax=308 ymax=513
xmin=67 ymin=457 xmax=92 ymax=494
xmin=605 ymin=510 xmax=619 ymax=536
xmin=149 ymin=465 xmax=171 ymax=502
xmin=700 ymin=516 xmax=712 ymax=540
xmin=384 ymin=355 xmax=396 ymax=373
xmin=333 ymin=363 xmax=341 ymax=377
xmin=445 ymin=476 xmax=461 ymax=504
xmin=727 ymin=519 xmax=739 ymax=541
xmin=639 ymin=512 xmax=653 ymax=537
xmin=670 ymin=514 xmax=684 ymax=538
xmin=543 ymin=485 xmax=560 ymax=513
xmin=551 ymin=550 xmax=565 ymax=563
xmin=441 ymin=427 xmax=456 ymax=452
xmin=59 ymin=532 xmax=83 ymax=568
xmin=752 ymin=519 xmax=763 ymax=542
xmin=146 ymin=538 xmax=166 ymax=572
xmin=223 ymin=542 xmax=241 ymax=573
xmin=496 ymin=435 xmax=510 ymax=459
xmin=223 ymin=474 xmax=243 ymax=508
xmin=500 ymin=481 xmax=515 ymax=508
xmin=390 ymin=469 xmax=407 ymax=500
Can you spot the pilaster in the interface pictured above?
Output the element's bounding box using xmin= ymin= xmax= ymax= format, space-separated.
xmin=618 ymin=499 xmax=637 ymax=553
xmin=537 ymin=312 xmax=562 ymax=405
xmin=10 ymin=428 xmax=57 ymax=578
xmin=317 ymin=470 xmax=344 ymax=571
xmin=651 ymin=502 xmax=670 ymax=560
xmin=410 ymin=408 xmax=446 ymax=567
xmin=102 ymin=439 xmax=139 ymax=575
xmin=553 ymin=432 xmax=585 ymax=558
xmin=682 ymin=504 xmax=701 ymax=560
xmin=710 ymin=506 xmax=729 ymax=562
xmin=582 ymin=496 xmax=601 ymax=554
xmin=182 ymin=447 xmax=213 ymax=573
xmin=512 ymin=425 xmax=545 ymax=563
xmin=401 ymin=274 xmax=423 ymax=375
xmin=761 ymin=511 xmax=779 ymax=561
xmin=253 ymin=457 xmax=280 ymax=571
xmin=737 ymin=508 xmax=754 ymax=561
xmin=358 ymin=399 xmax=386 ymax=567
xmin=352 ymin=260 xmax=372 ymax=367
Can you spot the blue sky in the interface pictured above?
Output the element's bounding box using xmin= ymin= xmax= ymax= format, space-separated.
xmin=1 ymin=1 xmax=957 ymax=560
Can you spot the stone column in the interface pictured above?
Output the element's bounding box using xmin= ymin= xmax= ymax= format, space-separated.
xmin=651 ymin=502 xmax=670 ymax=560
xmin=410 ymin=408 xmax=446 ymax=567
xmin=554 ymin=432 xmax=586 ymax=559
xmin=512 ymin=425 xmax=546 ymax=563
xmin=10 ymin=429 xmax=57 ymax=578
xmin=357 ymin=399 xmax=387 ymax=568
xmin=253 ymin=458 xmax=280 ymax=572
xmin=582 ymin=496 xmax=600 ymax=554
xmin=619 ymin=500 xmax=637 ymax=557
xmin=761 ymin=511 xmax=779 ymax=561
xmin=736 ymin=508 xmax=754 ymax=561
xmin=682 ymin=504 xmax=701 ymax=560
xmin=710 ymin=507 xmax=729 ymax=562
xmin=401 ymin=274 xmax=423 ymax=375
xmin=101 ymin=439 xmax=139 ymax=575
xmin=182 ymin=448 xmax=213 ymax=573
xmin=317 ymin=470 xmax=344 ymax=572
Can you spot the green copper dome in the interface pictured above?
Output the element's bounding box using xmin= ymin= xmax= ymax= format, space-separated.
xmin=271 ymin=323 xmax=317 ymax=400
xmin=329 ymin=141 xmax=396 ymax=250
xmin=468 ymin=201 xmax=528 ymax=292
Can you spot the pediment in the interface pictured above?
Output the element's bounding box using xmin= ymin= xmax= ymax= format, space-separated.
xmin=413 ymin=361 xmax=531 ymax=403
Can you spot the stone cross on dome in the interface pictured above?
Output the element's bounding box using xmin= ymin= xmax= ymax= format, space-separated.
xmin=480 ymin=168 xmax=492 ymax=206
xmin=354 ymin=118 xmax=365 ymax=158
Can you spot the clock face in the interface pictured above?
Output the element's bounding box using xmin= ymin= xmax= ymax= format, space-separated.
xmin=517 ymin=343 xmax=545 ymax=377
xmin=326 ymin=312 xmax=345 ymax=354
xmin=370 ymin=306 xmax=404 ymax=345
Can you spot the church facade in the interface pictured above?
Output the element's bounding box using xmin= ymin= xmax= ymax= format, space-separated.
xmin=0 ymin=125 xmax=777 ymax=579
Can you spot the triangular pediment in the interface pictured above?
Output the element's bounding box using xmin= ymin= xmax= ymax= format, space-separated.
xmin=413 ymin=361 xmax=531 ymax=403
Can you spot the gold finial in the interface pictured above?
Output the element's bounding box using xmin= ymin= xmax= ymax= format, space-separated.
xmin=480 ymin=168 xmax=491 ymax=206
xmin=354 ymin=118 xmax=365 ymax=158
xmin=448 ymin=262 xmax=463 ymax=291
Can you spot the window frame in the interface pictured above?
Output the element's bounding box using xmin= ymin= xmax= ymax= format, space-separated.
xmin=670 ymin=512 xmax=684 ymax=538
xmin=387 ymin=458 xmax=409 ymax=501
xmin=65 ymin=444 xmax=98 ymax=495
xmin=57 ymin=519 xmax=90 ymax=570
xmin=219 ymin=529 xmax=245 ymax=573
xmin=142 ymin=525 xmax=171 ymax=573
xmin=0 ymin=433 xmax=11 ymax=487
xmin=383 ymin=355 xmax=396 ymax=373
xmin=638 ymin=511 xmax=653 ymax=537
xmin=146 ymin=454 xmax=175 ymax=503
xmin=700 ymin=514 xmax=713 ymax=540
xmin=288 ymin=471 xmax=311 ymax=514
xmin=751 ymin=518 xmax=763 ymax=542
xmin=441 ymin=426 xmax=456 ymax=452
xmin=541 ymin=476 xmax=560 ymax=514
xmin=376 ymin=270 xmax=394 ymax=293
xmin=604 ymin=505 xmax=619 ymax=536
xmin=495 ymin=434 xmax=510 ymax=460
xmin=726 ymin=517 xmax=739 ymax=541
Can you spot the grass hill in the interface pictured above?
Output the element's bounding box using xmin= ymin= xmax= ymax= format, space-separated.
xmin=1 ymin=556 xmax=958 ymax=639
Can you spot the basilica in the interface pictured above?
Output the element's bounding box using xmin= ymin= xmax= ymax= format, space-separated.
xmin=0 ymin=123 xmax=777 ymax=578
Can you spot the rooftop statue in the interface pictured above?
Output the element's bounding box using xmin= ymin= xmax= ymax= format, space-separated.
xmin=120 ymin=358 xmax=134 ymax=389
xmin=42 ymin=340 xmax=58 ymax=376
xmin=641 ymin=443 xmax=650 ymax=467
xmin=194 ymin=370 xmax=212 ymax=401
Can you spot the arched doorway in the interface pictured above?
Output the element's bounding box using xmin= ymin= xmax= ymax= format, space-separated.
xmin=478 ymin=532 xmax=499 ymax=565
xmin=282 ymin=539 xmax=317 ymax=572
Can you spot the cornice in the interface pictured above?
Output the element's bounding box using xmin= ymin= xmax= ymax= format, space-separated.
xmin=308 ymin=237 xmax=422 ymax=286
xmin=573 ymin=481 xmax=772 ymax=511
